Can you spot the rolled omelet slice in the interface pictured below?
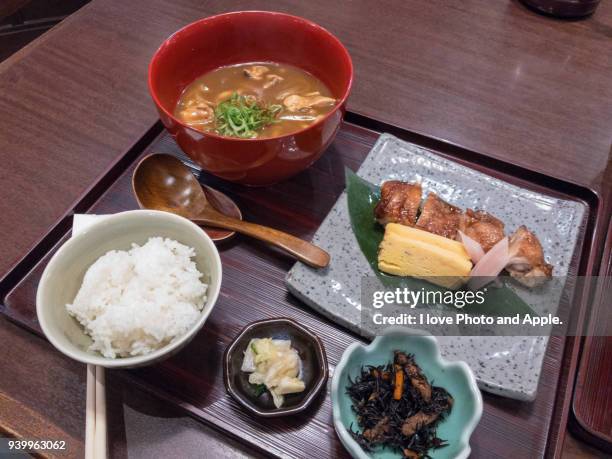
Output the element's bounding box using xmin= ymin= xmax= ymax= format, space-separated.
xmin=378 ymin=223 xmax=472 ymax=290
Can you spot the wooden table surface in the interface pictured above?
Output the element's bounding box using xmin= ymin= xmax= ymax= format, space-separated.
xmin=0 ymin=0 xmax=610 ymax=457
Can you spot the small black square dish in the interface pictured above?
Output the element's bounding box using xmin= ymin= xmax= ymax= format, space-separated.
xmin=223 ymin=318 xmax=328 ymax=417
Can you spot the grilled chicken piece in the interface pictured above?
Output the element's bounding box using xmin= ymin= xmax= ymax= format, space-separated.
xmin=374 ymin=181 xmax=422 ymax=226
xmin=395 ymin=351 xmax=431 ymax=402
xmin=506 ymin=225 xmax=553 ymax=287
xmin=403 ymin=449 xmax=419 ymax=459
xmin=243 ymin=65 xmax=269 ymax=80
xmin=458 ymin=209 xmax=505 ymax=252
xmin=363 ymin=416 xmax=390 ymax=442
xmin=415 ymin=193 xmax=462 ymax=239
xmin=283 ymin=92 xmax=336 ymax=112
xmin=401 ymin=411 xmax=439 ymax=437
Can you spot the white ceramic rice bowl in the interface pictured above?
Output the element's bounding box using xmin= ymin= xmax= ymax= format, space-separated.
xmin=36 ymin=210 xmax=222 ymax=368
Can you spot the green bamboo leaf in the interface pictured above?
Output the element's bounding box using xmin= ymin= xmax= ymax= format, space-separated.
xmin=345 ymin=168 xmax=382 ymax=269
xmin=345 ymin=168 xmax=537 ymax=317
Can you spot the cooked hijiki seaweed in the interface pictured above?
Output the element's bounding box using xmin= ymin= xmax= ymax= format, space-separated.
xmin=346 ymin=351 xmax=453 ymax=458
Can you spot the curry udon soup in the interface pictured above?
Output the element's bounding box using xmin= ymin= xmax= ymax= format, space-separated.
xmin=174 ymin=62 xmax=337 ymax=139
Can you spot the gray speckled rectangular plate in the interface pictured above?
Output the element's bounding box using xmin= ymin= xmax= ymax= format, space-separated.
xmin=285 ymin=134 xmax=586 ymax=401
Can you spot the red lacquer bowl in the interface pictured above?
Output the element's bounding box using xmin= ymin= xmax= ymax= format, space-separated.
xmin=148 ymin=11 xmax=353 ymax=186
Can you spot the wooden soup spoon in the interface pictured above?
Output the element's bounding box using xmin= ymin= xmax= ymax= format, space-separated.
xmin=132 ymin=154 xmax=330 ymax=269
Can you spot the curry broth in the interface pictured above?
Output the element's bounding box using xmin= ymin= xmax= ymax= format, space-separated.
xmin=174 ymin=62 xmax=336 ymax=139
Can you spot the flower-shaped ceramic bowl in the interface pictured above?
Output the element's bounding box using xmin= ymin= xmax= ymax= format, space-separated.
xmin=331 ymin=328 xmax=482 ymax=459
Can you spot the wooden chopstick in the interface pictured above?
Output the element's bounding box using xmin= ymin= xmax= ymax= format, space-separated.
xmin=85 ymin=364 xmax=96 ymax=459
xmin=74 ymin=216 xmax=108 ymax=459
xmin=94 ymin=366 xmax=107 ymax=459
xmin=85 ymin=365 xmax=107 ymax=459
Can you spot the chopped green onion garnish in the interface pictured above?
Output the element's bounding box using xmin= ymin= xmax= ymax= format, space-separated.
xmin=214 ymin=92 xmax=281 ymax=138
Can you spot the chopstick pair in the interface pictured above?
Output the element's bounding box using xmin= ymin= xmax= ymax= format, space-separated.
xmin=73 ymin=216 xmax=107 ymax=459
xmin=85 ymin=364 xmax=107 ymax=459
xmin=85 ymin=365 xmax=106 ymax=459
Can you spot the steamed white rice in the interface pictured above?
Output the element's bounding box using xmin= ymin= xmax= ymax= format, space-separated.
xmin=67 ymin=237 xmax=208 ymax=358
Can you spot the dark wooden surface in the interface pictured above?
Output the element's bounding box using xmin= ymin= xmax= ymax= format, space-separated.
xmin=563 ymin=431 xmax=612 ymax=459
xmin=0 ymin=318 xmax=85 ymax=459
xmin=1 ymin=0 xmax=611 ymax=283
xmin=0 ymin=318 xmax=264 ymax=459
xmin=1 ymin=124 xmax=599 ymax=458
xmin=571 ymin=231 xmax=612 ymax=453
xmin=0 ymin=0 xmax=90 ymax=61
xmin=0 ymin=0 xmax=611 ymax=458
xmin=0 ymin=0 xmax=30 ymax=20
